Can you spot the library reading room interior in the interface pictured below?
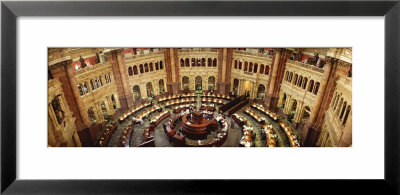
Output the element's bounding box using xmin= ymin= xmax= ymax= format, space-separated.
xmin=48 ymin=48 xmax=352 ymax=147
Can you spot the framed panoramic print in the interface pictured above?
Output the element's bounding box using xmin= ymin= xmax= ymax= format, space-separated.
xmin=1 ymin=0 xmax=400 ymax=194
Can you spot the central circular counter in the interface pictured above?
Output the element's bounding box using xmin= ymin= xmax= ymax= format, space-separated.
xmin=181 ymin=110 xmax=218 ymax=140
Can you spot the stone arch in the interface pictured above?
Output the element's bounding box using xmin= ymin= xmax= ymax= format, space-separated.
xmin=182 ymin=76 xmax=190 ymax=90
xmin=343 ymin=105 xmax=351 ymax=125
xmin=208 ymin=76 xmax=215 ymax=90
xmin=78 ymin=84 xmax=84 ymax=96
xmin=185 ymin=58 xmax=190 ymax=67
xmin=302 ymin=77 xmax=308 ymax=89
xmin=265 ymin=65 xmax=270 ymax=75
xmin=159 ymin=79 xmax=165 ymax=93
xmin=233 ymin=78 xmax=239 ymax=94
xmin=132 ymin=85 xmax=141 ymax=101
xmin=213 ymin=58 xmax=217 ymax=67
xmin=180 ymin=59 xmax=185 ymax=67
xmin=139 ymin=64 xmax=144 ymax=73
xmin=256 ymin=84 xmax=266 ymax=100
xmin=128 ymin=66 xmax=133 ymax=76
xmin=146 ymin=82 xmax=153 ymax=97
xmin=260 ymin=64 xmax=265 ymax=74
xmin=195 ymin=76 xmax=202 ymax=90
xmin=314 ymin=82 xmax=320 ymax=94
xmin=253 ymin=63 xmax=258 ymax=73
xmin=308 ymin=80 xmax=314 ymax=92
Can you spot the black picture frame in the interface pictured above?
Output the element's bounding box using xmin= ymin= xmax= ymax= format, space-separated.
xmin=1 ymin=0 xmax=399 ymax=194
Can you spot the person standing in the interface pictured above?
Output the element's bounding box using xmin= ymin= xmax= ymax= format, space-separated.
xmin=79 ymin=56 xmax=86 ymax=68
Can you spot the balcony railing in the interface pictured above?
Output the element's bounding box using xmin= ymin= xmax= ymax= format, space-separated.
xmin=286 ymin=60 xmax=324 ymax=73
xmin=233 ymin=50 xmax=273 ymax=59
xmin=178 ymin=48 xmax=218 ymax=53
xmin=74 ymin=62 xmax=110 ymax=75
xmin=126 ymin=50 xmax=164 ymax=60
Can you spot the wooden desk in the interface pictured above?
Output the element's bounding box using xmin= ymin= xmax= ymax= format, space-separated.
xmin=98 ymin=122 xmax=117 ymax=147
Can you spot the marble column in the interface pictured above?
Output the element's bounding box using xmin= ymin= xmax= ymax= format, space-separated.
xmin=265 ymin=49 xmax=281 ymax=108
xmin=302 ymin=57 xmax=333 ymax=146
xmin=64 ymin=62 xmax=90 ymax=128
xmin=165 ymin=49 xmax=180 ymax=95
xmin=108 ymin=49 xmax=133 ymax=111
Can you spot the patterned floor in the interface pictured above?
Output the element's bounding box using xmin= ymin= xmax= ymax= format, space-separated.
xmin=107 ymin=96 xmax=299 ymax=147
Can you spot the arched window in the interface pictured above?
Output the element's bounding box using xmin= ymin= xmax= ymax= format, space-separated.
xmin=144 ymin=63 xmax=149 ymax=72
xmin=260 ymin=64 xmax=265 ymax=74
xmin=105 ymin=74 xmax=109 ymax=83
xmin=340 ymin=102 xmax=347 ymax=120
xmin=90 ymin=79 xmax=95 ymax=90
xmin=298 ymin=76 xmax=303 ymax=87
xmin=133 ymin=66 xmax=138 ymax=75
xmin=191 ymin=58 xmax=196 ymax=67
xmin=128 ymin=66 xmax=133 ymax=76
xmin=253 ymin=63 xmax=258 ymax=73
xmin=239 ymin=61 xmax=242 ymax=70
xmin=155 ymin=62 xmax=159 ymax=70
xmin=249 ymin=62 xmax=253 ymax=72
xmin=343 ymin=106 xmax=351 ymax=125
xmin=78 ymin=84 xmax=84 ymax=96
xmin=95 ymin=78 xmax=99 ymax=88
xmin=99 ymin=76 xmax=103 ymax=86
xmin=289 ymin=72 xmax=293 ymax=82
xmin=314 ymin=82 xmax=320 ymax=94
xmin=331 ymin=93 xmax=338 ymax=108
xmin=334 ymin=95 xmax=340 ymax=110
xmin=208 ymin=58 xmax=212 ymax=67
xmin=201 ymin=58 xmax=206 ymax=66
xmin=336 ymin=98 xmax=344 ymax=116
xmin=132 ymin=85 xmax=141 ymax=101
xmin=182 ymin=76 xmax=190 ymax=90
xmin=180 ymin=59 xmax=185 ymax=67
xmin=213 ymin=58 xmax=217 ymax=67
xmin=197 ymin=58 xmax=201 ymax=66
xmin=302 ymin=77 xmax=308 ymax=89
xmin=309 ymin=80 xmax=314 ymax=92
xmin=234 ymin=60 xmax=238 ymax=69
xmin=146 ymin=82 xmax=153 ymax=97
xmin=83 ymin=82 xmax=89 ymax=93
xmin=159 ymin=61 xmax=163 ymax=69
xmin=149 ymin=63 xmax=154 ymax=71
xmin=265 ymin=66 xmax=270 ymax=75
xmin=195 ymin=76 xmax=202 ymax=90
xmin=159 ymin=79 xmax=165 ymax=93
xmin=185 ymin=58 xmax=190 ymax=67
xmin=139 ymin=64 xmax=144 ymax=73
xmin=208 ymin=76 xmax=215 ymax=90
xmin=108 ymin=73 xmax=111 ymax=82
xmin=293 ymin=74 xmax=298 ymax=85
xmin=244 ymin=62 xmax=248 ymax=71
